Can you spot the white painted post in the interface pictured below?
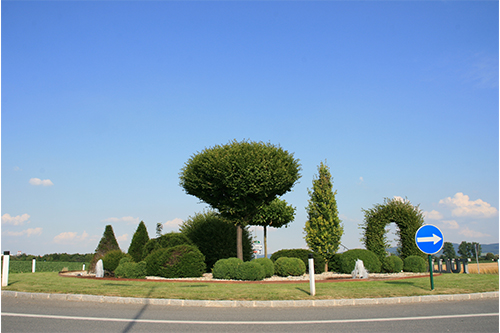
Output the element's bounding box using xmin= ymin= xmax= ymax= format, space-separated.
xmin=83 ymin=264 xmax=86 ymax=271
xmin=2 ymin=251 xmax=10 ymax=287
xmin=308 ymin=254 xmax=316 ymax=296
xmin=32 ymin=258 xmax=36 ymax=273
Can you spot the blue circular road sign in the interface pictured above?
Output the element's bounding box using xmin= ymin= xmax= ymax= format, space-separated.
xmin=415 ymin=225 xmax=444 ymax=255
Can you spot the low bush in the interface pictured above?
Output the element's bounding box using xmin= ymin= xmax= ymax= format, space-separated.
xmin=270 ymin=249 xmax=324 ymax=273
xmin=236 ymin=261 xmax=265 ymax=281
xmin=144 ymin=244 xmax=206 ymax=278
xmin=102 ymin=250 xmax=131 ymax=272
xmin=328 ymin=253 xmax=343 ymax=273
xmin=212 ymin=258 xmax=243 ymax=280
xmin=403 ymin=255 xmax=427 ymax=273
xmin=252 ymin=258 xmax=274 ymax=278
xmin=339 ymin=249 xmax=382 ymax=274
xmin=382 ymin=256 xmax=404 ymax=273
xmin=274 ymin=257 xmax=306 ymax=277
xmin=142 ymin=232 xmax=194 ymax=260
xmin=114 ymin=261 xmax=147 ymax=279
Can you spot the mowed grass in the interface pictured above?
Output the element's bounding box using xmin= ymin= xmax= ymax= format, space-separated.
xmin=2 ymin=272 xmax=498 ymax=301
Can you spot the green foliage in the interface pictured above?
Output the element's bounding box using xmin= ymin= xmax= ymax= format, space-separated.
xmin=339 ymin=249 xmax=382 ymax=274
xmin=102 ymin=250 xmax=130 ymax=272
xmin=361 ymin=198 xmax=425 ymax=261
xmin=403 ymin=255 xmax=427 ymax=272
xmin=179 ymin=140 xmax=301 ymax=260
xmin=382 ymin=256 xmax=404 ymax=273
xmin=142 ymin=232 xmax=193 ymax=260
xmin=212 ymin=258 xmax=243 ymax=280
xmin=90 ymin=225 xmax=121 ymax=272
xmin=274 ymin=257 xmax=306 ymax=277
xmin=144 ymin=244 xmax=206 ymax=278
xmin=304 ymin=162 xmax=343 ymax=270
xmin=270 ymin=249 xmax=325 ymax=273
xmin=328 ymin=253 xmax=343 ymax=273
xmin=179 ymin=211 xmax=253 ymax=271
xmin=485 ymin=253 xmax=495 ymax=261
xmin=10 ymin=253 xmax=92 ymax=262
xmin=252 ymin=258 xmax=274 ymax=278
xmin=442 ymin=242 xmax=456 ymax=259
xmin=128 ymin=221 xmax=149 ymax=263
xmin=250 ymin=198 xmax=296 ymax=258
xmin=236 ymin=261 xmax=265 ymax=281
xmin=458 ymin=241 xmax=482 ymax=259
xmin=1 ymin=261 xmax=88 ymax=273
xmin=114 ymin=260 xmax=147 ymax=279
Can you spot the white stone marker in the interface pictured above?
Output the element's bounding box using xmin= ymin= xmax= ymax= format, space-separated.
xmin=32 ymin=259 xmax=36 ymax=273
xmin=2 ymin=251 xmax=10 ymax=287
xmin=95 ymin=259 xmax=104 ymax=278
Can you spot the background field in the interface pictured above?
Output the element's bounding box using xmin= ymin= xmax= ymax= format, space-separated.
xmin=1 ymin=261 xmax=88 ymax=274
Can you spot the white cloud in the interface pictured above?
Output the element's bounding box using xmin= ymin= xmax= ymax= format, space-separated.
xmin=29 ymin=178 xmax=54 ymax=186
xmin=424 ymin=210 xmax=443 ymax=220
xmin=53 ymin=231 xmax=89 ymax=244
xmin=2 ymin=213 xmax=30 ymax=226
xmin=439 ymin=192 xmax=498 ymax=218
xmin=441 ymin=220 xmax=460 ymax=230
xmin=116 ymin=234 xmax=128 ymax=242
xmin=393 ymin=196 xmax=407 ymax=203
xmin=3 ymin=227 xmax=42 ymax=237
xmin=459 ymin=227 xmax=490 ymax=238
xmin=163 ymin=218 xmax=183 ymax=228
xmin=102 ymin=216 xmax=140 ymax=224
xmin=14 ymin=166 xmax=22 ymax=171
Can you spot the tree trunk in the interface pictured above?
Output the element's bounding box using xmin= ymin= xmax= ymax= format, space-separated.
xmin=236 ymin=224 xmax=243 ymax=260
xmin=264 ymin=226 xmax=268 ymax=259
xmin=324 ymin=260 xmax=328 ymax=273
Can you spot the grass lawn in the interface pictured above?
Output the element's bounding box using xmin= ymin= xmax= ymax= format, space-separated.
xmin=2 ymin=272 xmax=498 ymax=301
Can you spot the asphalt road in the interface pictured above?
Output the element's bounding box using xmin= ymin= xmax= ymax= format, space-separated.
xmin=2 ymin=296 xmax=498 ymax=333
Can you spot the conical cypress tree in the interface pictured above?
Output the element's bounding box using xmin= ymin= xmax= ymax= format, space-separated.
xmin=304 ymin=162 xmax=344 ymax=272
xmin=128 ymin=221 xmax=149 ymax=262
xmin=89 ymin=225 xmax=120 ymax=272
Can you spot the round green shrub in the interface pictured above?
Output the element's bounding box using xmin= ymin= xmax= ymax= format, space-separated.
xmin=382 ymin=256 xmax=404 ymax=273
xmin=252 ymin=258 xmax=274 ymax=278
xmin=212 ymin=258 xmax=243 ymax=280
xmin=144 ymin=244 xmax=206 ymax=278
xmin=102 ymin=250 xmax=131 ymax=272
xmin=142 ymin=232 xmax=194 ymax=260
xmin=236 ymin=261 xmax=265 ymax=281
xmin=274 ymin=257 xmax=306 ymax=277
xmin=328 ymin=253 xmax=343 ymax=273
xmin=115 ymin=261 xmax=147 ymax=279
xmin=403 ymin=255 xmax=427 ymax=272
xmin=179 ymin=211 xmax=253 ymax=271
xmin=339 ymin=249 xmax=382 ymax=274
xmin=270 ymin=249 xmax=324 ymax=273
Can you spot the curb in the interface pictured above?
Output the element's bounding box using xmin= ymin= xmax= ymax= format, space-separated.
xmin=2 ymin=290 xmax=498 ymax=308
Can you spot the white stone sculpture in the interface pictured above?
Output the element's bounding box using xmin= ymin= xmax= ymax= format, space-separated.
xmin=95 ymin=259 xmax=104 ymax=278
xmin=351 ymin=259 xmax=369 ymax=279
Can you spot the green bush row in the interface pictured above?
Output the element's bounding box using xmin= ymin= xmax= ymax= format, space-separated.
xmin=1 ymin=260 xmax=88 ymax=273
xmin=212 ymin=258 xmax=278 ymax=281
xmin=270 ymin=249 xmax=325 ymax=273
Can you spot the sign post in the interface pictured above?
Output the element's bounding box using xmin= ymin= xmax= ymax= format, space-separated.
xmin=415 ymin=225 xmax=444 ymax=291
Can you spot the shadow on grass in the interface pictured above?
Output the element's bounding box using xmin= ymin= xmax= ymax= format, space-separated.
xmin=179 ymin=284 xmax=209 ymax=288
xmin=384 ymin=280 xmax=429 ymax=291
xmin=295 ymin=287 xmax=312 ymax=296
xmin=103 ymin=283 xmax=134 ymax=287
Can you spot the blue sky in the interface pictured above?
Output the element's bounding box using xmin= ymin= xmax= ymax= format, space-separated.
xmin=2 ymin=1 xmax=498 ymax=256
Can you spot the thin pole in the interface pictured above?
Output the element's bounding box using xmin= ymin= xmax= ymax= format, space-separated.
xmin=428 ymin=255 xmax=434 ymax=291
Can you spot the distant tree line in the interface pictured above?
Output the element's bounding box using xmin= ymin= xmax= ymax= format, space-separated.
xmin=9 ymin=253 xmax=93 ymax=262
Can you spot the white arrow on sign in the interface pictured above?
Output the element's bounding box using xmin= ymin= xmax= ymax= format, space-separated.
xmin=417 ymin=234 xmax=442 ymax=245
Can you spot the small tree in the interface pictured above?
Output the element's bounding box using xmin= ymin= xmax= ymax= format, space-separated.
xmin=128 ymin=221 xmax=149 ymax=262
xmin=304 ymin=162 xmax=343 ymax=272
xmin=179 ymin=140 xmax=301 ymax=260
xmin=89 ymin=225 xmax=120 ymax=272
xmin=156 ymin=222 xmax=163 ymax=238
xmin=458 ymin=241 xmax=469 ymax=258
xmin=442 ymin=242 xmax=456 ymax=259
xmin=250 ymin=198 xmax=295 ymax=258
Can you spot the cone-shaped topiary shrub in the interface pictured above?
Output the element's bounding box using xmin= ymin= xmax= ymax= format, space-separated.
xmin=89 ymin=225 xmax=121 ymax=272
xmin=144 ymin=244 xmax=205 ymax=278
xmin=403 ymin=255 xmax=427 ymax=272
xmin=274 ymin=257 xmax=306 ymax=277
xmin=128 ymin=221 xmax=149 ymax=263
xmin=339 ymin=249 xmax=382 ymax=274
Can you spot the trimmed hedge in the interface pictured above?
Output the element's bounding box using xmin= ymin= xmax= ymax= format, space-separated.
xmin=252 ymin=258 xmax=274 ymax=278
xmin=328 ymin=253 xmax=343 ymax=273
xmin=382 ymin=256 xmax=404 ymax=273
xmin=144 ymin=244 xmax=206 ymax=278
xmin=403 ymin=255 xmax=427 ymax=273
xmin=236 ymin=261 xmax=265 ymax=281
xmin=339 ymin=249 xmax=382 ymax=274
xmin=274 ymin=257 xmax=306 ymax=277
xmin=270 ymin=249 xmax=325 ymax=273
xmin=102 ymin=250 xmax=131 ymax=272
xmin=212 ymin=258 xmax=243 ymax=280
xmin=142 ymin=232 xmax=194 ymax=260
xmin=114 ymin=257 xmax=147 ymax=279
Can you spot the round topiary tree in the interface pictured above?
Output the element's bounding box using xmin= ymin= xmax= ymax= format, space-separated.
xmin=102 ymin=249 xmax=131 ymax=272
xmin=144 ymin=244 xmax=206 ymax=278
xmin=252 ymin=257 xmax=274 ymax=278
xmin=361 ymin=197 xmax=425 ymax=262
xmin=270 ymin=249 xmax=324 ymax=273
xmin=236 ymin=261 xmax=265 ymax=281
xmin=382 ymin=256 xmax=404 ymax=273
xmin=212 ymin=258 xmax=243 ymax=280
xmin=339 ymin=249 xmax=382 ymax=274
xmin=403 ymin=255 xmax=427 ymax=273
xmin=179 ymin=211 xmax=253 ymax=271
xmin=274 ymin=257 xmax=306 ymax=277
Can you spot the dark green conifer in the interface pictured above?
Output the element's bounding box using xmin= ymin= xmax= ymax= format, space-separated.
xmin=128 ymin=221 xmax=149 ymax=262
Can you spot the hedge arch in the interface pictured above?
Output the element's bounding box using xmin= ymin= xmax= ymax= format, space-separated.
xmin=361 ymin=198 xmax=425 ymax=261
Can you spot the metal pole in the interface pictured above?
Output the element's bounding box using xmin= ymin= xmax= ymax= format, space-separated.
xmin=428 ymin=255 xmax=434 ymax=291
xmin=475 ymin=243 xmax=480 ymax=274
xmin=308 ymin=254 xmax=316 ymax=296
